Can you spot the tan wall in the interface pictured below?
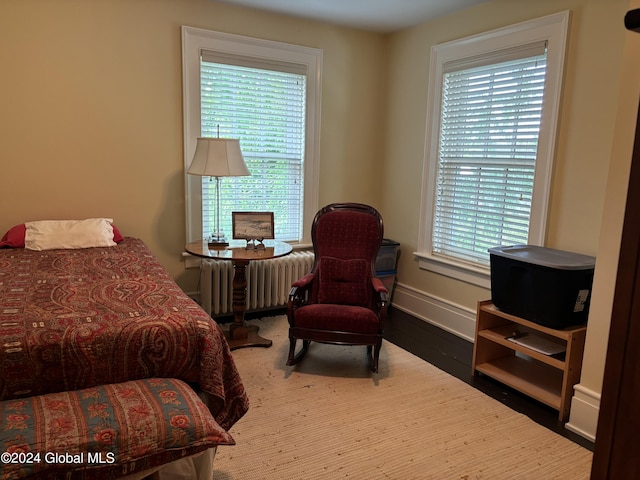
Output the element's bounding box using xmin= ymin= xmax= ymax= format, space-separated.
xmin=580 ymin=0 xmax=640 ymax=396
xmin=0 ymin=0 xmax=387 ymax=291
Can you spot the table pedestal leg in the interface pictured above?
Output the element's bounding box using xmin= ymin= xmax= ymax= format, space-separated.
xmin=224 ymin=260 xmax=272 ymax=350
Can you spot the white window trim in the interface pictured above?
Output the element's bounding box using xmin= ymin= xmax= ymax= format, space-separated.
xmin=181 ymin=26 xmax=322 ymax=248
xmin=415 ymin=11 xmax=570 ymax=288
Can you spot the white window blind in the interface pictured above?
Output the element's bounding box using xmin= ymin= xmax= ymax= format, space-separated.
xmin=200 ymin=52 xmax=307 ymax=242
xmin=432 ymin=42 xmax=547 ymax=266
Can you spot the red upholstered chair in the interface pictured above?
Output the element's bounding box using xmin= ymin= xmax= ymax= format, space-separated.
xmin=286 ymin=203 xmax=389 ymax=373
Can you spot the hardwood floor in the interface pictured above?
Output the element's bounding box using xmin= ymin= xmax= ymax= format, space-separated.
xmin=384 ymin=306 xmax=594 ymax=451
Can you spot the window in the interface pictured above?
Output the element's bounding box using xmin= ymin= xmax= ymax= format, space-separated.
xmin=434 ymin=43 xmax=547 ymax=264
xmin=200 ymin=58 xmax=306 ymax=241
xmin=182 ymin=27 xmax=322 ymax=245
xmin=416 ymin=12 xmax=569 ymax=288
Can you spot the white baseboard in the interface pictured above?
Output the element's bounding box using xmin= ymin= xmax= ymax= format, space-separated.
xmin=391 ymin=282 xmax=476 ymax=342
xmin=565 ymin=384 xmax=600 ymax=442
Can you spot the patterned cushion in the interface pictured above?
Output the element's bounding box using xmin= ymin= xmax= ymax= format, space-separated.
xmin=0 ymin=378 xmax=234 ymax=480
xmin=318 ymin=256 xmax=370 ymax=307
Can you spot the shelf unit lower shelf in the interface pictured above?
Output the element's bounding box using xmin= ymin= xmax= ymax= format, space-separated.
xmin=472 ymin=300 xmax=587 ymax=422
xmin=475 ymin=356 xmax=563 ymax=410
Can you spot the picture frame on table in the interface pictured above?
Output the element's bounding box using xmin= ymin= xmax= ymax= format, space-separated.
xmin=232 ymin=212 xmax=275 ymax=241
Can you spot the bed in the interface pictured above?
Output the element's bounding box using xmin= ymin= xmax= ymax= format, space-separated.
xmin=0 ymin=220 xmax=249 ymax=479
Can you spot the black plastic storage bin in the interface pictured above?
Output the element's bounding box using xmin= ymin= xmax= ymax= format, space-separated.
xmin=375 ymin=239 xmax=400 ymax=304
xmin=488 ymin=245 xmax=596 ymax=329
xmin=376 ymin=239 xmax=400 ymax=272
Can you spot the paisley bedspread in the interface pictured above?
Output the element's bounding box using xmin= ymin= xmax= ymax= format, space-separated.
xmin=0 ymin=238 xmax=248 ymax=431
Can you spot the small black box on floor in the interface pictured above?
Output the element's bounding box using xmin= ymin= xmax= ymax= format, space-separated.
xmin=488 ymin=245 xmax=596 ymax=329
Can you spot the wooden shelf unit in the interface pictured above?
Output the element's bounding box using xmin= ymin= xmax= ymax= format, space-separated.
xmin=472 ymin=300 xmax=587 ymax=421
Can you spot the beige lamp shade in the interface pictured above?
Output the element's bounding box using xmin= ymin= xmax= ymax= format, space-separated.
xmin=187 ymin=137 xmax=250 ymax=177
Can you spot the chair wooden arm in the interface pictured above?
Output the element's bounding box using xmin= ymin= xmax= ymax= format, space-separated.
xmin=292 ymin=272 xmax=315 ymax=289
xmin=371 ymin=277 xmax=389 ymax=318
xmin=289 ymin=272 xmax=315 ymax=299
xmin=288 ymin=272 xmax=316 ymax=320
xmin=371 ymin=277 xmax=388 ymax=295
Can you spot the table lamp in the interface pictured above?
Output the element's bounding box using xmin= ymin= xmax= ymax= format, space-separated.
xmin=188 ymin=137 xmax=250 ymax=246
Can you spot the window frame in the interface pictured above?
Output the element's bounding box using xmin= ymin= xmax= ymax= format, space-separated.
xmin=181 ymin=26 xmax=323 ymax=247
xmin=415 ymin=11 xmax=570 ymax=288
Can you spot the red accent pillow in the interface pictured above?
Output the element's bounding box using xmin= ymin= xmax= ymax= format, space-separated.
xmin=0 ymin=222 xmax=124 ymax=248
xmin=318 ymin=256 xmax=370 ymax=307
xmin=112 ymin=224 xmax=124 ymax=243
xmin=0 ymin=223 xmax=27 ymax=248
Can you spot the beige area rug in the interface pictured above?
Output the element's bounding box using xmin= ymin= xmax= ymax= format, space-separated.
xmin=212 ymin=316 xmax=592 ymax=480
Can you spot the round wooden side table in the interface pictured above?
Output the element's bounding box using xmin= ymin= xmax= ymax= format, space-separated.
xmin=185 ymin=239 xmax=293 ymax=349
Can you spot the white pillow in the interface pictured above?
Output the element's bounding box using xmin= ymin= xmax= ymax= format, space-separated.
xmin=25 ymin=218 xmax=117 ymax=251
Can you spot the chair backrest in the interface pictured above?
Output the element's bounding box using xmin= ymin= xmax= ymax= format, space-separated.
xmin=312 ymin=203 xmax=384 ymax=264
xmin=308 ymin=203 xmax=384 ymax=305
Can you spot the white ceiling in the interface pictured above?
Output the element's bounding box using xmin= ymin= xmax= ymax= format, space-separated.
xmin=215 ymin=0 xmax=490 ymax=33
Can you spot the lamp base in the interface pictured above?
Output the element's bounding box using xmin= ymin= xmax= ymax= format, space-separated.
xmin=208 ymin=233 xmax=229 ymax=248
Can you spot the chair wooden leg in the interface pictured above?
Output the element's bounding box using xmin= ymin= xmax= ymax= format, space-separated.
xmin=373 ymin=344 xmax=380 ymax=373
xmin=287 ymin=338 xmax=297 ymax=365
xmin=367 ymin=343 xmax=381 ymax=373
xmin=287 ymin=338 xmax=310 ymax=366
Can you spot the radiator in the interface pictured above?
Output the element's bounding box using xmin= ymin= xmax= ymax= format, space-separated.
xmin=200 ymin=250 xmax=315 ymax=316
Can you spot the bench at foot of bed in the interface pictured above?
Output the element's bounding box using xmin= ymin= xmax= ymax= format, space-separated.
xmin=0 ymin=378 xmax=234 ymax=480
